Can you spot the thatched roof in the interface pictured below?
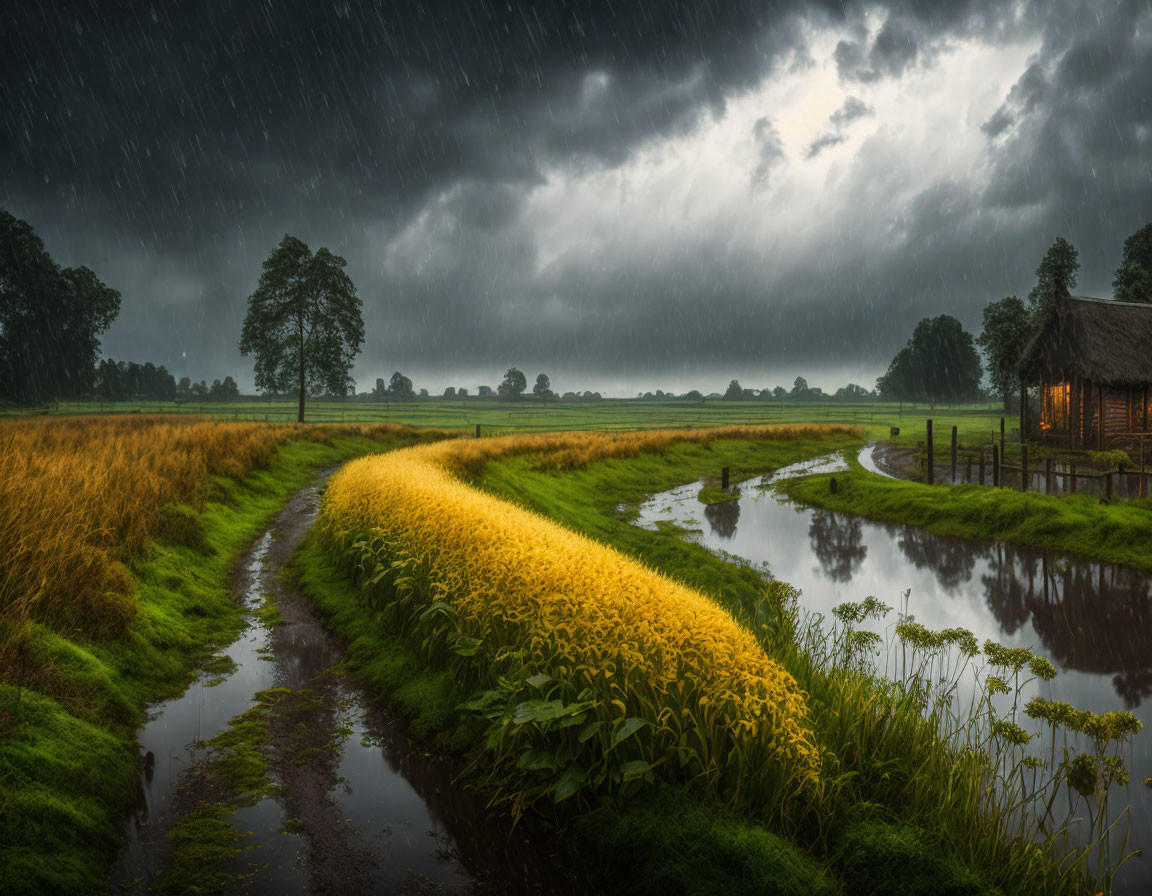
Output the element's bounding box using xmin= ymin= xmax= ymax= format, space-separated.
xmin=1018 ymin=294 xmax=1152 ymax=386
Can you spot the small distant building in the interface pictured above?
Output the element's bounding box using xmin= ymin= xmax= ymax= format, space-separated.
xmin=1018 ymin=294 xmax=1152 ymax=449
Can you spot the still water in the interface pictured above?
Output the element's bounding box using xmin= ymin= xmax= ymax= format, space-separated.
xmin=634 ymin=454 xmax=1152 ymax=894
xmin=113 ymin=476 xmax=572 ymax=895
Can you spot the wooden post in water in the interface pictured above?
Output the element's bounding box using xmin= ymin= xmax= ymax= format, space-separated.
xmin=979 ymin=451 xmax=985 ymax=485
xmin=722 ymin=467 xmax=730 ymax=490
xmin=475 ymin=423 xmax=481 ymax=438
xmin=1045 ymin=458 xmax=1053 ymax=495
xmin=926 ymin=419 xmax=934 ymax=484
xmin=951 ymin=426 xmax=958 ymax=483
xmin=992 ymin=445 xmax=1000 ymax=487
xmin=1021 ymin=445 xmax=1029 ymax=492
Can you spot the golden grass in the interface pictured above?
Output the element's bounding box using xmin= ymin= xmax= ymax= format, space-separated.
xmin=0 ymin=417 xmax=431 ymax=653
xmin=317 ymin=426 xmax=855 ymax=805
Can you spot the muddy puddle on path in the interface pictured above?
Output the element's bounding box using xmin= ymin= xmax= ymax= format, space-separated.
xmin=113 ymin=475 xmax=572 ymax=895
xmin=635 ymin=451 xmax=1152 ymax=896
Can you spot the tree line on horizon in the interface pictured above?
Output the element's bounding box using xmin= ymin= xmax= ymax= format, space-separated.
xmin=4 ymin=212 xmax=1151 ymax=417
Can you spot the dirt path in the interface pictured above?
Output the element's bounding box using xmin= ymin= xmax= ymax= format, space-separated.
xmin=114 ymin=473 xmax=579 ymax=895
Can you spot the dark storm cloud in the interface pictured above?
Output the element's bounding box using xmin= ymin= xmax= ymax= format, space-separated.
xmin=834 ymin=16 xmax=920 ymax=83
xmin=2 ymin=0 xmax=1151 ymax=392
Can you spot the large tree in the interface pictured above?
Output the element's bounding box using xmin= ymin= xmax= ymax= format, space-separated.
xmin=1113 ymin=222 xmax=1152 ymax=304
xmin=977 ymin=296 xmax=1031 ymax=408
xmin=240 ymin=235 xmax=363 ymax=422
xmin=877 ymin=315 xmax=982 ymax=403
xmin=0 ymin=210 xmax=120 ymax=404
xmin=1027 ymin=236 xmax=1079 ymax=312
xmin=498 ymin=366 xmax=527 ymax=398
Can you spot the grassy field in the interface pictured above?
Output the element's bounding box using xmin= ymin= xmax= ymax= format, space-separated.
xmin=0 ymin=418 xmax=447 ymax=894
xmin=6 ymin=396 xmax=1012 ymax=440
xmin=4 ymin=412 xmax=1132 ymax=895
xmin=301 ymin=426 xmax=1131 ymax=896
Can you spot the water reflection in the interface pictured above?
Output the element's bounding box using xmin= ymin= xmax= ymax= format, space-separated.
xmin=809 ymin=511 xmax=867 ymax=582
xmin=703 ymin=497 xmax=740 ymax=539
xmin=635 ymin=471 xmax=1152 ymax=894
xmin=894 ymin=524 xmax=979 ymax=591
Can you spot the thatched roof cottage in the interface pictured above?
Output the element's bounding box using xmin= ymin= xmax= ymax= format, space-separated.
xmin=1018 ymin=294 xmax=1152 ymax=449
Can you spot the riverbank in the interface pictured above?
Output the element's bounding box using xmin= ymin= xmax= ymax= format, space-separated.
xmin=0 ymin=422 xmax=441 ymax=894
xmin=780 ymin=449 xmax=1152 ymax=574
xmin=301 ymin=428 xmax=1107 ymax=895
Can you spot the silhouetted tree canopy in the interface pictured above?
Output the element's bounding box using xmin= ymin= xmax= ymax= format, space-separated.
xmin=95 ymin=360 xmax=177 ymax=401
xmin=1027 ymin=236 xmax=1079 ymax=312
xmin=877 ymin=315 xmax=982 ymax=403
xmin=498 ymin=366 xmax=527 ymax=398
xmin=0 ymin=210 xmax=120 ymax=404
xmin=388 ymin=371 xmax=414 ymax=399
xmin=1113 ymin=222 xmax=1152 ymax=304
xmin=533 ymin=372 xmax=552 ymax=398
xmin=724 ymin=379 xmax=743 ymax=400
xmin=977 ymin=295 xmax=1031 ymax=408
xmin=239 ymin=234 xmax=363 ymax=422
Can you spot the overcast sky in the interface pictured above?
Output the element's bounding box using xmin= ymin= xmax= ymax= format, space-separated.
xmin=3 ymin=1 xmax=1151 ymax=396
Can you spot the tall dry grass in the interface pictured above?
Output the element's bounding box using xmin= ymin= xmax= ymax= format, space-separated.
xmin=0 ymin=417 xmax=430 ymax=659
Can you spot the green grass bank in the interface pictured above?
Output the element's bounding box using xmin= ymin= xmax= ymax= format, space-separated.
xmin=0 ymin=432 xmax=423 ymax=895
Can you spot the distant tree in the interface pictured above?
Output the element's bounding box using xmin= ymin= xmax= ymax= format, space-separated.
xmin=239 ymin=234 xmax=364 ymax=423
xmin=419 ymin=388 xmax=429 ymax=398
xmin=1113 ymin=222 xmax=1152 ymax=303
xmin=189 ymin=380 xmax=208 ymax=399
xmin=220 ymin=375 xmax=239 ymax=400
xmin=372 ymin=377 xmax=387 ymax=399
xmin=877 ymin=315 xmax=982 ymax=403
xmin=477 ymin=385 xmax=493 ymax=397
xmin=833 ymin=383 xmax=871 ymax=401
xmin=791 ymin=377 xmax=809 ymax=398
xmin=533 ymin=373 xmax=551 ymax=397
xmin=388 ymin=371 xmax=415 ymax=400
xmin=458 ymin=387 xmax=468 ymax=397
xmin=683 ymin=389 xmax=703 ymax=401
xmin=176 ymin=376 xmax=191 ymax=399
xmin=1027 ymin=237 xmax=1079 ymax=312
xmin=724 ymin=379 xmax=743 ymax=400
xmin=772 ymin=386 xmax=787 ymax=399
xmin=498 ymin=367 xmax=527 ymax=398
xmin=0 ymin=210 xmax=121 ymax=404
xmin=443 ymin=386 xmax=457 ymax=398
xmin=209 ymin=378 xmax=225 ymax=400
xmin=977 ymin=296 xmax=1031 ymax=408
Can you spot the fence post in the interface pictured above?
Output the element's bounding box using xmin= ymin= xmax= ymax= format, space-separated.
xmin=992 ymin=445 xmax=1000 ymax=487
xmin=1106 ymin=470 xmax=1114 ymax=502
xmin=979 ymin=451 xmax=985 ymax=486
xmin=1071 ymin=464 xmax=1077 ymax=493
xmin=1142 ymin=436 xmax=1147 ymax=499
xmin=926 ymin=419 xmax=934 ymax=484
xmin=475 ymin=423 xmax=481 ymax=438
xmin=1021 ymin=446 xmax=1028 ymax=492
xmin=1045 ymin=458 xmax=1053 ymax=495
xmin=951 ymin=426 xmax=958 ymax=482
xmin=1000 ymin=417 xmax=1005 ymax=462
xmin=722 ymin=467 xmax=730 ymax=490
